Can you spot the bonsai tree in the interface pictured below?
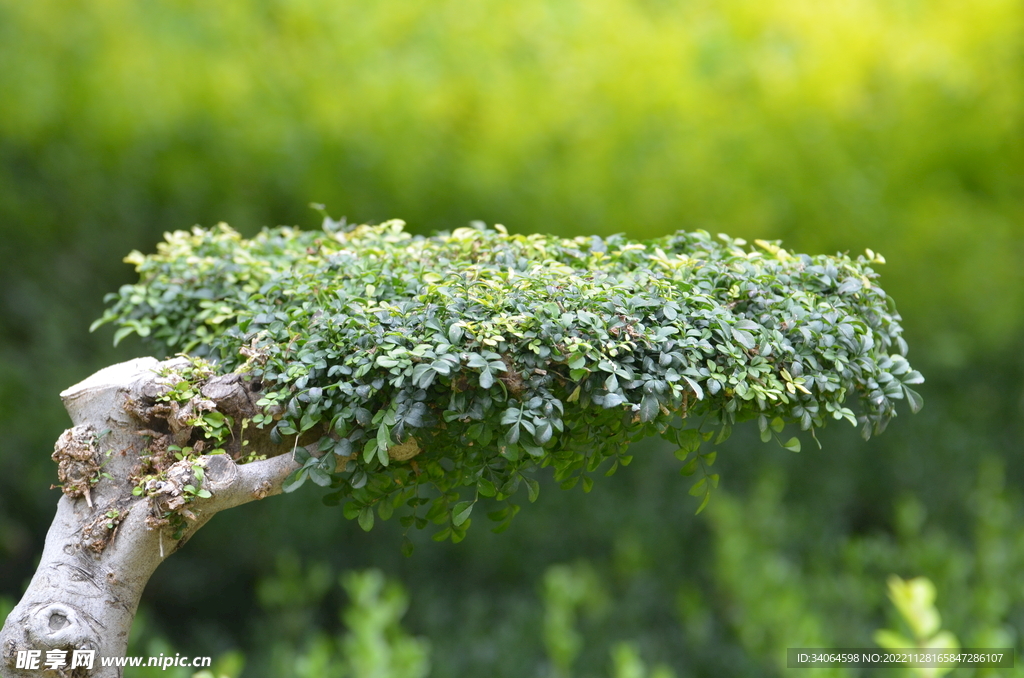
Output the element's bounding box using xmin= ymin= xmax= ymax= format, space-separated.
xmin=0 ymin=217 xmax=922 ymax=676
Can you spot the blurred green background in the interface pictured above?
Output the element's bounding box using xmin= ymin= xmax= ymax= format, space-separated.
xmin=2 ymin=0 xmax=1023 ymax=675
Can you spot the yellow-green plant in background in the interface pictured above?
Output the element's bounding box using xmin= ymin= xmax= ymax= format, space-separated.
xmin=875 ymin=576 xmax=958 ymax=678
xmin=1 ymin=0 xmax=1022 ymax=364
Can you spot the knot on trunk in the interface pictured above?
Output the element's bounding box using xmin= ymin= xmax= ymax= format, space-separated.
xmin=1 ymin=603 xmax=101 ymax=671
xmin=51 ymin=426 xmax=100 ymax=508
xmin=144 ymin=459 xmax=204 ymax=529
xmin=25 ymin=604 xmax=97 ymax=653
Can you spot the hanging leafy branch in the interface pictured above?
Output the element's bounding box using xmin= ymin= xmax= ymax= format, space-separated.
xmin=93 ymin=217 xmax=922 ymax=544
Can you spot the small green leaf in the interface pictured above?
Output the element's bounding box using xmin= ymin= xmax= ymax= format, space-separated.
xmin=362 ymin=439 xmax=378 ymax=464
xmin=695 ymin=490 xmax=712 ymax=514
xmin=300 ymin=410 xmax=319 ymax=432
xmin=452 ymin=501 xmax=474 ymax=526
xmin=477 ymin=477 xmax=497 ymax=497
xmin=282 ymin=469 xmax=308 ymax=493
xmin=112 ymin=326 xmax=136 ymax=347
xmin=358 ymin=506 xmax=374 ymax=532
xmin=903 ymin=385 xmax=924 ymax=413
xmin=448 ymin=323 xmax=464 ymax=344
xmin=732 ymin=327 xmax=755 ymax=350
xmin=676 ymin=428 xmax=703 ymax=454
xmin=526 ymin=477 xmax=540 ymax=503
xmin=688 ymin=477 xmax=707 ymax=497
xmin=682 ymin=376 xmax=704 ymax=400
xmin=783 ymin=437 xmax=801 ymax=453
xmin=308 ymin=466 xmax=332 ymax=486
xmin=639 ymin=394 xmax=660 ymax=422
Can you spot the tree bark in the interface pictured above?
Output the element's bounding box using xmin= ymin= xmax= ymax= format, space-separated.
xmin=0 ymin=358 xmax=298 ymax=678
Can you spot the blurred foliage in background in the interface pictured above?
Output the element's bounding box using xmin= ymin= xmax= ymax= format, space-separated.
xmin=1 ymin=0 xmax=1023 ymax=675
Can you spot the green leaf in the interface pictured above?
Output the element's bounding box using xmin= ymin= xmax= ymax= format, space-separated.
xmin=477 ymin=477 xmax=497 ymax=497
xmin=676 ymin=428 xmax=703 ymax=454
xmin=534 ymin=419 xmax=553 ymax=445
xmin=448 ymin=323 xmax=464 ymax=344
xmin=479 ymin=369 xmax=495 ymax=389
xmin=682 ymin=376 xmax=704 ymax=400
xmin=308 ymin=466 xmax=332 ymax=486
xmin=679 ymin=456 xmax=699 ymax=476
xmin=732 ymin=327 xmax=755 ymax=350
xmin=376 ymin=423 xmax=392 ymax=450
xmin=362 ymin=439 xmax=377 ymax=464
xmin=783 ymin=437 xmax=801 ymax=453
xmin=903 ymin=385 xmax=924 ymax=413
xmin=695 ymin=490 xmax=712 ymax=514
xmin=603 ymin=393 xmax=625 ymax=408
xmin=526 ymin=477 xmax=540 ymax=503
xmin=688 ymin=477 xmax=707 ymax=497
xmin=282 ymin=469 xmax=308 ymax=493
xmin=112 ymin=325 xmax=136 ymax=347
xmin=300 ymin=410 xmax=319 ymax=432
xmin=452 ymin=501 xmax=474 ymax=526
xmin=639 ymin=394 xmax=660 ymax=422
xmin=358 ymin=506 xmax=374 ymax=532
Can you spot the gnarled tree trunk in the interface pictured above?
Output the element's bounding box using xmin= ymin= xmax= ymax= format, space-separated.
xmin=1 ymin=358 xmax=297 ymax=678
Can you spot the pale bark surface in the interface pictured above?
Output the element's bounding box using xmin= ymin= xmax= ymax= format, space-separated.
xmin=0 ymin=358 xmax=298 ymax=678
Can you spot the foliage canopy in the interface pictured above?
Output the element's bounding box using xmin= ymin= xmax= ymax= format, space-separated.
xmin=95 ymin=218 xmax=921 ymax=541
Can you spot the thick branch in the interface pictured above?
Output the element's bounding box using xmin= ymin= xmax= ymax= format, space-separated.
xmin=1 ymin=358 xmax=296 ymax=678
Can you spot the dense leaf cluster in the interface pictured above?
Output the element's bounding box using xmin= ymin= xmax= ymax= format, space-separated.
xmin=95 ymin=219 xmax=921 ymax=541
